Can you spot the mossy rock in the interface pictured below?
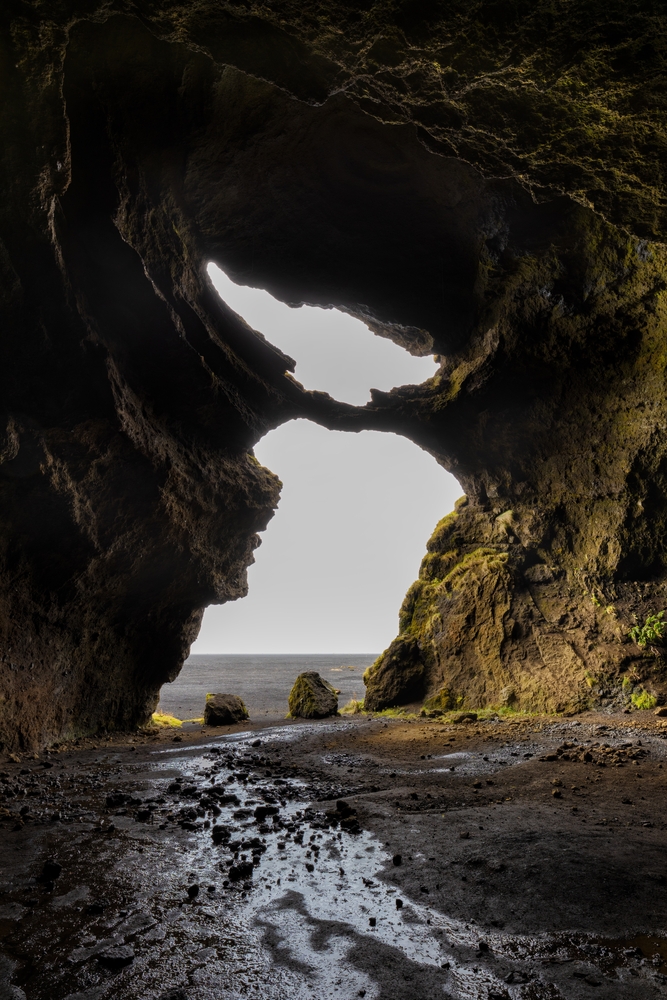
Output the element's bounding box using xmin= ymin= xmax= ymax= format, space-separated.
xmin=363 ymin=635 xmax=426 ymax=712
xmin=288 ymin=672 xmax=338 ymax=718
xmin=204 ymin=693 xmax=249 ymax=726
xmin=423 ymin=688 xmax=456 ymax=713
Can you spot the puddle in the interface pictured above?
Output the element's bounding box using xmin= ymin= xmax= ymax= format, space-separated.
xmin=1 ymin=724 xmax=666 ymax=999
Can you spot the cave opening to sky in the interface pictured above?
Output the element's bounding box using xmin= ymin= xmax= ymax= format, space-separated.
xmin=191 ymin=265 xmax=461 ymax=655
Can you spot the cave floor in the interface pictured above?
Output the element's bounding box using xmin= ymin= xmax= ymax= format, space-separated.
xmin=1 ymin=711 xmax=667 ymax=1000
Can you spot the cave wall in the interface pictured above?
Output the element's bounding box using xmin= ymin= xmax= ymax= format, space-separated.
xmin=1 ymin=2 xmax=667 ymax=745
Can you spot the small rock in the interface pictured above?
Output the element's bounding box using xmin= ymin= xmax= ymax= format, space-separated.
xmin=306 ymin=863 xmax=314 ymax=872
xmin=85 ymin=899 xmax=109 ymax=915
xmin=97 ymin=944 xmax=134 ymax=969
xmin=228 ymin=861 xmax=253 ymax=882
xmin=395 ymin=898 xmax=403 ymax=909
xmin=186 ymin=884 xmax=199 ymax=899
xmin=106 ymin=792 xmax=129 ymax=809
xmin=654 ymin=707 xmax=667 ymax=717
xmin=288 ymin=672 xmax=338 ymax=718
xmin=369 ymin=917 xmax=376 ymax=927
xmin=505 ymin=971 xmax=530 ymax=984
xmin=451 ymin=712 xmax=478 ymax=723
xmin=159 ymin=991 xmax=188 ymax=1000
xmin=392 ymin=854 xmax=402 ymax=866
xmin=39 ymin=859 xmax=62 ymax=882
xmin=254 ymin=805 xmax=279 ymax=822
xmin=459 ymin=831 xmax=470 ymax=839
xmin=204 ymin=694 xmax=249 ymax=726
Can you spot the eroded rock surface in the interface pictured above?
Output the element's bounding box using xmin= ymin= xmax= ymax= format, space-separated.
xmin=2 ymin=2 xmax=667 ymax=743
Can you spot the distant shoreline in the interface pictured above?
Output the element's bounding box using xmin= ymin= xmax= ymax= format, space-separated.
xmin=158 ymin=652 xmax=379 ymax=721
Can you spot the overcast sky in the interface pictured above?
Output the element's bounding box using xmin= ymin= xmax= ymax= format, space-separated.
xmin=190 ymin=265 xmax=461 ymax=654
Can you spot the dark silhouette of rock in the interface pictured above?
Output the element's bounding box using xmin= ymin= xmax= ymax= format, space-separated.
xmin=2 ymin=2 xmax=667 ymax=745
xmin=39 ymin=860 xmax=62 ymax=882
xmin=288 ymin=673 xmax=338 ymax=719
xmin=204 ymin=694 xmax=249 ymax=726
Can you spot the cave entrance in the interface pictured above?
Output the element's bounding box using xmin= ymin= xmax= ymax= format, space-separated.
xmin=157 ymin=267 xmax=461 ymax=721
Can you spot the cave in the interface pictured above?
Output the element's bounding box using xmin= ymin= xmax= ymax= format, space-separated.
xmin=2 ymin=3 xmax=667 ymax=997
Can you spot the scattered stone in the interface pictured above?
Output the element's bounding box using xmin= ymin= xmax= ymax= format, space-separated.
xmin=85 ymin=899 xmax=109 ymax=915
xmin=159 ymin=991 xmax=188 ymax=1000
xmin=505 ymin=971 xmax=530 ymax=984
xmin=288 ymin=672 xmax=338 ymax=718
xmin=204 ymin=694 xmax=249 ymax=726
xmin=254 ymin=805 xmax=279 ymax=822
xmin=97 ymin=944 xmax=134 ymax=969
xmin=186 ymin=884 xmax=199 ymax=899
xmin=395 ymin=898 xmax=403 ymax=909
xmin=228 ymin=861 xmax=253 ymax=882
xmin=451 ymin=712 xmax=478 ymax=723
xmin=369 ymin=917 xmax=376 ymax=926
xmin=39 ymin=859 xmax=62 ymax=882
xmin=392 ymin=854 xmax=402 ymax=866
xmin=655 ymin=707 xmax=667 ymax=717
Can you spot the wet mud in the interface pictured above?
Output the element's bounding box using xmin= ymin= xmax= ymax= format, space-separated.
xmin=2 ymin=711 xmax=667 ymax=999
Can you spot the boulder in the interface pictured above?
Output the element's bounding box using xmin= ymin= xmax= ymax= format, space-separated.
xmin=288 ymin=672 xmax=338 ymax=718
xmin=204 ymin=694 xmax=249 ymax=726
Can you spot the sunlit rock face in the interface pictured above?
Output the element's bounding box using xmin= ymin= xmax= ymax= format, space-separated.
xmin=1 ymin=1 xmax=667 ymax=745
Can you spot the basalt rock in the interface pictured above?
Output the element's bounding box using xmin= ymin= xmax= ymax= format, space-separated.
xmin=288 ymin=672 xmax=338 ymax=719
xmin=204 ymin=694 xmax=249 ymax=726
xmin=2 ymin=2 xmax=667 ymax=745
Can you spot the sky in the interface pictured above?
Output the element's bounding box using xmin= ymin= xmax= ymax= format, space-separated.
xmin=190 ymin=264 xmax=461 ymax=654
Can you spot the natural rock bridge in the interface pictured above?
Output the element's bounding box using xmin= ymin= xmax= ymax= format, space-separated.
xmin=2 ymin=1 xmax=667 ymax=749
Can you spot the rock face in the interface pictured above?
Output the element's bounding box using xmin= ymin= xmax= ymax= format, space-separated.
xmin=204 ymin=694 xmax=249 ymax=726
xmin=288 ymin=673 xmax=338 ymax=719
xmin=1 ymin=2 xmax=667 ymax=745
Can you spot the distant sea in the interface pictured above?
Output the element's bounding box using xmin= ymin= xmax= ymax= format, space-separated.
xmin=157 ymin=653 xmax=379 ymax=721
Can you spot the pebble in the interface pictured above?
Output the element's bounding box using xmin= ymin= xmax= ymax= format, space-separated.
xmin=97 ymin=944 xmax=134 ymax=969
xmin=40 ymin=860 xmax=62 ymax=882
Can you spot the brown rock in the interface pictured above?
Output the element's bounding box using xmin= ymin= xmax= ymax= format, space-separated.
xmin=204 ymin=695 xmax=249 ymax=726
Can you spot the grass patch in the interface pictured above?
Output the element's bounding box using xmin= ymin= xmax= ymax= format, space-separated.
xmin=151 ymin=712 xmax=183 ymax=728
xmin=628 ymin=611 xmax=666 ymax=648
xmin=374 ymin=707 xmax=421 ymax=720
xmin=340 ymin=699 xmax=365 ymax=714
xmin=631 ymin=689 xmax=658 ymax=710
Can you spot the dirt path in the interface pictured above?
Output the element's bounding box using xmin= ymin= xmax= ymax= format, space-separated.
xmin=1 ymin=711 xmax=667 ymax=999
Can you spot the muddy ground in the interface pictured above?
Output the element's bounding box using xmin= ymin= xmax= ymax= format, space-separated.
xmin=2 ymin=710 xmax=667 ymax=999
